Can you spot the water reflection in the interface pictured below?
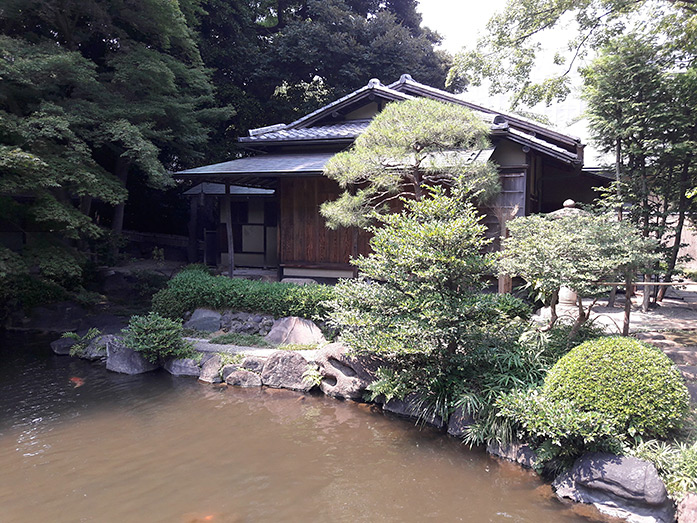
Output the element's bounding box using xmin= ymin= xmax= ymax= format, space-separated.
xmin=0 ymin=332 xmax=601 ymax=522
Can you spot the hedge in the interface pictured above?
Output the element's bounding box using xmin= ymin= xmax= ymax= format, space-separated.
xmin=151 ymin=268 xmax=335 ymax=320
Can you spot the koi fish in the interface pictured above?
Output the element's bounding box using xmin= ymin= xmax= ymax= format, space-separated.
xmin=69 ymin=377 xmax=85 ymax=388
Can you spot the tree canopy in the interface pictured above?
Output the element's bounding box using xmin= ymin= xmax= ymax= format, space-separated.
xmin=320 ymin=98 xmax=499 ymax=229
xmin=449 ymin=0 xmax=697 ymax=107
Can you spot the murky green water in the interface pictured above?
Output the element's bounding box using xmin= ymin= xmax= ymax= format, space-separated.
xmin=0 ymin=332 xmax=602 ymax=522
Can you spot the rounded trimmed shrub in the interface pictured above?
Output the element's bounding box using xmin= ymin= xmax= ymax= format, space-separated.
xmin=543 ymin=336 xmax=689 ymax=437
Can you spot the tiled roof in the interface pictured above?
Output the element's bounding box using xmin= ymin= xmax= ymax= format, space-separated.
xmin=175 ymin=152 xmax=336 ymax=176
xmin=240 ymin=120 xmax=371 ymax=142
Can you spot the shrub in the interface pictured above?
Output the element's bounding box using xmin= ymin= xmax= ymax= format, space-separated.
xmin=497 ymin=388 xmax=624 ymax=474
xmin=543 ymin=336 xmax=689 ymax=438
xmin=151 ymin=270 xmax=334 ymax=320
xmin=122 ymin=312 xmax=195 ymax=363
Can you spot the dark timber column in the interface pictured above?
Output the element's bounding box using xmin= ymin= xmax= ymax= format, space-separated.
xmin=187 ymin=195 xmax=199 ymax=263
xmin=225 ymin=181 xmax=235 ymax=277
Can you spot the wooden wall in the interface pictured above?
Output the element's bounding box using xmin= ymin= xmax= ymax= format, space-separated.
xmin=278 ymin=177 xmax=370 ymax=269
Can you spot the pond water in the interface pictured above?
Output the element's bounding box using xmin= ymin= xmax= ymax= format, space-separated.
xmin=0 ymin=332 xmax=603 ymax=523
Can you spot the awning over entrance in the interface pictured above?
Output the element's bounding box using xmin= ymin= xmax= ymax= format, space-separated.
xmin=173 ymin=152 xmax=336 ymax=189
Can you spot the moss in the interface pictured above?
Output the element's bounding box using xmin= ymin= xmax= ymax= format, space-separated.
xmin=543 ymin=336 xmax=689 ymax=437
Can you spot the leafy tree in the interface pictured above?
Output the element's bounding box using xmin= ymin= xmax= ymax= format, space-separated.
xmin=499 ymin=212 xmax=658 ymax=336
xmin=195 ymin=0 xmax=452 ymax=159
xmin=582 ymin=35 xmax=697 ymax=289
xmin=449 ymin=0 xmax=697 ymax=106
xmin=320 ymin=98 xmax=499 ymax=229
xmin=0 ymin=0 xmax=225 ymax=279
xmin=328 ymin=189 xmax=502 ymax=358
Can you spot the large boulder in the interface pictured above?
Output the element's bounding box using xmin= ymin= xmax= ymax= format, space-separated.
xmin=677 ymin=493 xmax=697 ymax=523
xmin=553 ymin=452 xmax=675 ymax=523
xmin=198 ymin=354 xmax=222 ymax=383
xmin=183 ymin=308 xmax=222 ymax=332
xmin=487 ymin=440 xmax=537 ymax=469
xmin=447 ymin=407 xmax=475 ymax=439
xmin=163 ymin=357 xmax=201 ymax=377
xmin=314 ymin=342 xmax=384 ymax=400
xmin=225 ymin=369 xmax=263 ymax=387
xmin=260 ymin=351 xmax=315 ymax=392
xmin=50 ymin=337 xmax=76 ymax=355
xmin=264 ymin=317 xmax=326 ymax=346
xmin=383 ymin=393 xmax=445 ymax=429
xmin=106 ymin=337 xmax=159 ymax=375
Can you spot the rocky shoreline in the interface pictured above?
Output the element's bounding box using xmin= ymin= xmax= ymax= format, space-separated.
xmin=43 ymin=307 xmax=694 ymax=523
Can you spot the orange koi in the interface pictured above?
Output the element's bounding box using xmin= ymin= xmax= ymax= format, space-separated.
xmin=69 ymin=377 xmax=85 ymax=388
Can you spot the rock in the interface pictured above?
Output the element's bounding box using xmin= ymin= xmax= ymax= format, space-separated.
xmin=225 ymin=369 xmax=263 ymax=387
xmin=82 ymin=334 xmax=117 ymax=361
xmin=163 ymin=358 xmax=201 ymax=377
xmin=220 ymin=364 xmax=239 ymax=381
xmin=553 ymin=452 xmax=675 ymax=523
xmin=220 ymin=311 xmax=275 ymax=336
xmin=314 ymin=342 xmax=384 ymax=400
xmin=260 ymin=351 xmax=314 ymax=392
xmin=280 ymin=278 xmax=317 ymax=286
xmin=677 ymin=493 xmax=697 ymax=523
xmin=241 ymin=356 xmax=266 ymax=373
xmin=264 ymin=317 xmax=326 ymax=346
xmin=383 ymin=393 xmax=445 ymax=429
xmin=199 ymin=354 xmax=222 ymax=383
xmin=447 ymin=407 xmax=474 ymax=439
xmin=487 ymin=440 xmax=537 ymax=469
xmin=106 ymin=337 xmax=159 ymax=375
xmin=51 ymin=337 xmax=76 ymax=355
xmin=183 ymin=308 xmax=222 ymax=332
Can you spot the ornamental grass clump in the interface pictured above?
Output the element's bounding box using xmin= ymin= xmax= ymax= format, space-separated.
xmin=543 ymin=336 xmax=689 ymax=438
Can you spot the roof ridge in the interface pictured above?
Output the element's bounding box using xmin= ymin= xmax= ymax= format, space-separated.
xmin=389 ymin=75 xmax=581 ymax=146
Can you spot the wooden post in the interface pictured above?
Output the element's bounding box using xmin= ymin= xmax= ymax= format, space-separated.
xmin=225 ymin=181 xmax=235 ymax=277
xmin=187 ymin=196 xmax=199 ymax=263
xmin=623 ymin=274 xmax=632 ymax=336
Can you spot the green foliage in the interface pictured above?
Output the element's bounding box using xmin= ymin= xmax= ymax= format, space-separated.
xmin=218 ymin=352 xmax=244 ymax=367
xmin=302 ymin=364 xmax=324 ymax=387
xmin=63 ymin=328 xmax=102 ymax=358
xmin=500 ymin=211 xmax=658 ymax=330
xmin=365 ymin=367 xmax=414 ymax=403
xmin=630 ymin=439 xmax=697 ymax=501
xmin=450 ymin=0 xmax=697 ymax=106
xmin=152 ymin=270 xmax=334 ymax=320
xmin=544 ymin=337 xmax=690 ymax=438
xmin=122 ymin=312 xmax=195 ymax=363
xmin=0 ymin=274 xmax=67 ymax=320
xmin=321 ymin=98 xmax=499 ymax=229
xmin=497 ymin=389 xmax=625 ymax=474
xmin=329 ymin=190 xmax=501 ymax=357
xmin=0 ymin=0 xmax=227 ymax=268
xmin=277 ymin=343 xmax=320 ymax=351
xmin=209 ymin=332 xmax=271 ymax=347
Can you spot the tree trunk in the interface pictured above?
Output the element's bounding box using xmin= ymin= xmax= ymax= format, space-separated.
xmin=658 ymin=156 xmax=690 ymax=301
xmin=111 ymin=157 xmax=130 ymax=236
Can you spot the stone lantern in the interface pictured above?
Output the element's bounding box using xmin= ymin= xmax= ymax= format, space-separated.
xmin=547 ymin=199 xmax=588 ymax=306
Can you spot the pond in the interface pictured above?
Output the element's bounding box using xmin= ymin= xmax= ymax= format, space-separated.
xmin=0 ymin=332 xmax=602 ymax=522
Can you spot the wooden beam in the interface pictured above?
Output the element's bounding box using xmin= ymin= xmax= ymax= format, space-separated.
xmin=225 ymin=181 xmax=235 ymax=277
